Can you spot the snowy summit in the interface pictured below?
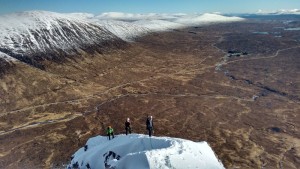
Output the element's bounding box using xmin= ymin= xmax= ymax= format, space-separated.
xmin=67 ymin=134 xmax=224 ymax=169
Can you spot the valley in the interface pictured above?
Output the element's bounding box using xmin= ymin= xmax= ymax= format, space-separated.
xmin=0 ymin=18 xmax=299 ymax=169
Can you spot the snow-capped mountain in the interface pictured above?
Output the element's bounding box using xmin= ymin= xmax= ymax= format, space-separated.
xmin=0 ymin=10 xmax=244 ymax=68
xmin=93 ymin=20 xmax=150 ymax=41
xmin=93 ymin=12 xmax=244 ymax=38
xmin=0 ymin=11 xmax=119 ymax=54
xmin=0 ymin=11 xmax=124 ymax=68
xmin=68 ymin=134 xmax=224 ymax=169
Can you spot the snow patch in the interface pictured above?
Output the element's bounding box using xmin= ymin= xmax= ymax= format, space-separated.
xmin=93 ymin=20 xmax=149 ymax=41
xmin=67 ymin=134 xmax=224 ymax=169
xmin=133 ymin=19 xmax=184 ymax=32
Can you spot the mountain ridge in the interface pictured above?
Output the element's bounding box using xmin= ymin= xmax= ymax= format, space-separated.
xmin=0 ymin=10 xmax=244 ymax=69
xmin=0 ymin=11 xmax=127 ymax=69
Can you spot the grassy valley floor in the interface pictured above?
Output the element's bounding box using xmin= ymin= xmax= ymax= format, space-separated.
xmin=0 ymin=20 xmax=299 ymax=168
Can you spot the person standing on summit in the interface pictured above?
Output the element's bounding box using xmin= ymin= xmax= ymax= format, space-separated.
xmin=146 ymin=115 xmax=154 ymax=137
xmin=125 ymin=118 xmax=132 ymax=135
xmin=106 ymin=126 xmax=114 ymax=140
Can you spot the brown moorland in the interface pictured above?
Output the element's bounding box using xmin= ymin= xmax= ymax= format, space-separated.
xmin=0 ymin=19 xmax=299 ymax=169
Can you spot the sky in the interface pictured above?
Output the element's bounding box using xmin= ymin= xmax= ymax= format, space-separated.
xmin=0 ymin=0 xmax=299 ymax=15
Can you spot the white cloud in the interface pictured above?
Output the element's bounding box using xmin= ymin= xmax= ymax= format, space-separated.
xmin=91 ymin=12 xmax=244 ymax=40
xmin=96 ymin=12 xmax=171 ymax=20
xmin=256 ymin=9 xmax=300 ymax=15
xmin=174 ymin=13 xmax=244 ymax=26
xmin=95 ymin=12 xmax=192 ymax=21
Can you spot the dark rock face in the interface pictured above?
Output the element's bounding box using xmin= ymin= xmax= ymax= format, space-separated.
xmin=0 ymin=58 xmax=14 ymax=77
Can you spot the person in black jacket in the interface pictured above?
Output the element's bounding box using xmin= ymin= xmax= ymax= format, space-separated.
xmin=146 ymin=115 xmax=154 ymax=137
xmin=125 ymin=118 xmax=132 ymax=135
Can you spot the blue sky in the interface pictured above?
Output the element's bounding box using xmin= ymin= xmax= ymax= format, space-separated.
xmin=0 ymin=0 xmax=299 ymax=15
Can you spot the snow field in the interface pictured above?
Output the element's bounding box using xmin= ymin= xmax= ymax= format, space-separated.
xmin=68 ymin=134 xmax=224 ymax=169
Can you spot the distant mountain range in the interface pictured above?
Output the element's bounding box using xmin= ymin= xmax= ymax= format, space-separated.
xmin=0 ymin=11 xmax=243 ymax=69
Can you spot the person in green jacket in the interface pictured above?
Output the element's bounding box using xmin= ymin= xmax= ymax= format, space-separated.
xmin=107 ymin=126 xmax=114 ymax=140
